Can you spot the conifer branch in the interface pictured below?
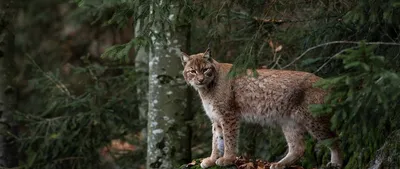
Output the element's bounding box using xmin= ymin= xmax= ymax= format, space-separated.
xmin=52 ymin=157 xmax=85 ymax=163
xmin=313 ymin=47 xmax=357 ymax=73
xmin=283 ymin=41 xmax=400 ymax=69
xmin=253 ymin=16 xmax=342 ymax=24
xmin=253 ymin=17 xmax=285 ymax=24
xmin=26 ymin=54 xmax=73 ymax=98
xmin=271 ymin=53 xmax=282 ymax=69
xmin=289 ymin=44 xmax=391 ymax=86
xmin=0 ymin=157 xmax=85 ymax=169
xmin=29 ymin=112 xmax=93 ymax=125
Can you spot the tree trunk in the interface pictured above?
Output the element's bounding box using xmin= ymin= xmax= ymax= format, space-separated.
xmin=135 ymin=18 xmax=149 ymax=124
xmin=0 ymin=1 xmax=18 ymax=167
xmin=135 ymin=16 xmax=149 ymax=168
xmin=146 ymin=2 xmax=191 ymax=169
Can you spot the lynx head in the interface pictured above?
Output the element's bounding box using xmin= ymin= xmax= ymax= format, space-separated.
xmin=181 ymin=48 xmax=217 ymax=89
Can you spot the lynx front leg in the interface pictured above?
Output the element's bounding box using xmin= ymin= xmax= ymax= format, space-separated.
xmin=271 ymin=123 xmax=306 ymax=169
xmin=215 ymin=116 xmax=239 ymax=167
xmin=201 ymin=121 xmax=222 ymax=168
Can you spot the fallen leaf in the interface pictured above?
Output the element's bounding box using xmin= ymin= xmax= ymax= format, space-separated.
xmin=238 ymin=162 xmax=254 ymax=169
xmin=185 ymin=160 xmax=197 ymax=167
xmin=275 ymin=45 xmax=283 ymax=52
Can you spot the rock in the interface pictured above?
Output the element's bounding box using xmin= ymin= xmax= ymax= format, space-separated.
xmin=368 ymin=130 xmax=400 ymax=169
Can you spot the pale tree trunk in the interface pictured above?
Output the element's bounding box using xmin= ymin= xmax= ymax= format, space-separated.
xmin=134 ymin=16 xmax=149 ymax=168
xmin=0 ymin=0 xmax=18 ymax=167
xmin=135 ymin=18 xmax=149 ymax=124
xmin=146 ymin=2 xmax=191 ymax=169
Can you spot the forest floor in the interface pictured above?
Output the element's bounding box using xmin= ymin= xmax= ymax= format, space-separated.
xmin=180 ymin=156 xmax=307 ymax=169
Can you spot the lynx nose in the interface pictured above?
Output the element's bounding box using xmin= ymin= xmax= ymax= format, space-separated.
xmin=197 ymin=76 xmax=205 ymax=83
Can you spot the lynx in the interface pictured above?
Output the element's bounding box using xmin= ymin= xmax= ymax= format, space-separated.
xmin=180 ymin=48 xmax=343 ymax=169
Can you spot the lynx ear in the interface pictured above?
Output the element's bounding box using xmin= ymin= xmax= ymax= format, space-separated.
xmin=203 ymin=48 xmax=212 ymax=61
xmin=180 ymin=52 xmax=190 ymax=66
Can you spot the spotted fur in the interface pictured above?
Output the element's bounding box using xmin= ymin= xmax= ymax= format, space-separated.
xmin=181 ymin=50 xmax=343 ymax=169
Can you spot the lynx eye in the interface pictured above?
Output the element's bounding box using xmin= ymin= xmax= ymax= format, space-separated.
xmin=204 ymin=68 xmax=212 ymax=77
xmin=189 ymin=70 xmax=196 ymax=74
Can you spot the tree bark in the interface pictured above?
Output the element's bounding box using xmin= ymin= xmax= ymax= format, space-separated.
xmin=135 ymin=18 xmax=149 ymax=123
xmin=0 ymin=0 xmax=18 ymax=167
xmin=146 ymin=2 xmax=191 ymax=168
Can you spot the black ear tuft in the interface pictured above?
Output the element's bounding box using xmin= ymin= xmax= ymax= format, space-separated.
xmin=180 ymin=52 xmax=190 ymax=66
xmin=203 ymin=48 xmax=211 ymax=61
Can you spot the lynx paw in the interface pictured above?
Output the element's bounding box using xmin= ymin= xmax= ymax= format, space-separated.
xmin=215 ymin=157 xmax=235 ymax=166
xmin=326 ymin=162 xmax=341 ymax=169
xmin=270 ymin=162 xmax=285 ymax=169
xmin=200 ymin=157 xmax=216 ymax=168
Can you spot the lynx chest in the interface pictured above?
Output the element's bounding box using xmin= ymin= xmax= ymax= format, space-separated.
xmin=201 ymin=99 xmax=219 ymax=120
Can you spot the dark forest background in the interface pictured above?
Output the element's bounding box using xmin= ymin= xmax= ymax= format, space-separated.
xmin=0 ymin=0 xmax=400 ymax=169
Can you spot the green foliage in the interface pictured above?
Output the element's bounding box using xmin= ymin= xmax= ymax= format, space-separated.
xmin=311 ymin=43 xmax=400 ymax=168
xmin=12 ymin=0 xmax=400 ymax=168
xmin=344 ymin=0 xmax=400 ymax=25
xmin=17 ymin=61 xmax=145 ymax=169
xmin=101 ymin=38 xmax=133 ymax=62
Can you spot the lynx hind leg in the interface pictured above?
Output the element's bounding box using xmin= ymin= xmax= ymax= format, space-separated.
xmin=271 ymin=123 xmax=306 ymax=169
xmin=304 ymin=116 xmax=343 ymax=168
